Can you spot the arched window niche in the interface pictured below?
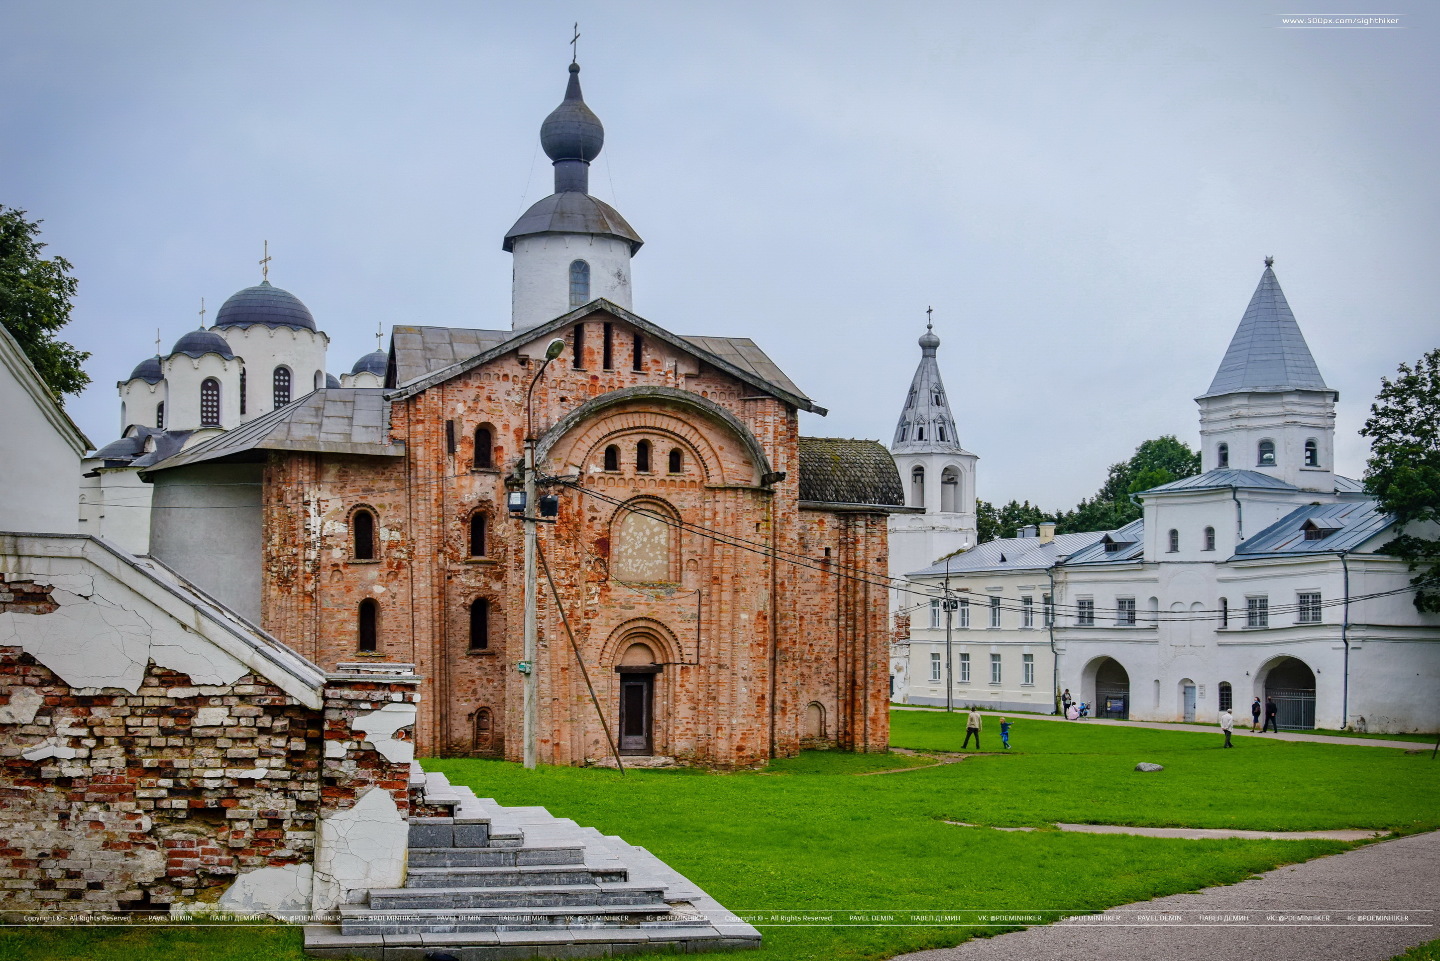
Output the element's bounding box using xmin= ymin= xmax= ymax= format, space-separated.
xmin=612 ymin=500 xmax=679 ymax=584
xmin=351 ymin=507 xmax=377 ymax=560
xmin=636 ymin=439 xmax=652 ymax=473
xmin=1304 ymin=438 xmax=1319 ymax=467
xmin=569 ymin=260 xmax=591 ymax=307
xmin=358 ymin=598 xmax=379 ymax=653
xmin=469 ymin=598 xmax=490 ymax=651
xmin=200 ymin=378 xmax=221 ymax=427
xmin=603 ymin=444 xmax=620 ymax=472
xmin=468 ymin=512 xmax=487 ymax=558
xmin=910 ymin=466 xmax=925 ymax=509
xmin=473 ymin=425 xmax=495 ymax=470
xmin=272 ymin=366 xmax=292 ymax=408
xmin=1257 ymin=439 xmax=1276 ymax=467
xmin=940 ymin=467 xmax=960 ymax=512
xmin=668 ymin=448 xmax=683 ymax=473
xmin=1217 ymin=442 xmax=1229 ymax=469
xmin=1167 ymin=529 xmax=1179 ymax=553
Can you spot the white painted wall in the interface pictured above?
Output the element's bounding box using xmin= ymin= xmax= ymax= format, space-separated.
xmin=1199 ymin=389 xmax=1337 ymax=492
xmin=161 ymin=353 xmax=242 ymax=431
xmin=149 ymin=463 xmax=264 ymax=623
xmin=119 ymin=376 xmax=167 ymax=431
xmin=217 ymin=325 xmax=329 ymax=420
xmin=511 ymin=233 xmax=633 ymax=331
xmin=77 ymin=466 xmax=154 ymax=555
xmin=0 ymin=327 xmax=88 ymax=534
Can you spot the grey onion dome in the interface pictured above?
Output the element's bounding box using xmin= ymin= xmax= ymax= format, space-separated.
xmin=325 ymin=373 xmax=341 ymax=388
xmin=350 ymin=350 xmax=388 ymax=376
xmin=213 ymin=280 xmax=316 ymax=331
xmin=128 ymin=355 xmax=164 ymax=384
xmin=540 ymin=63 xmax=604 ymax=164
xmin=919 ymin=327 xmax=940 ymax=353
xmin=170 ymin=328 xmax=236 ymax=360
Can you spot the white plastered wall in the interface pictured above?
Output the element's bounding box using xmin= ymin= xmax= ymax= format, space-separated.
xmin=511 ymin=233 xmax=633 ymax=331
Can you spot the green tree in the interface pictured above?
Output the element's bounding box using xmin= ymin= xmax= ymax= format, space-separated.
xmin=1054 ymin=435 xmax=1201 ymax=534
xmin=975 ymin=499 xmax=1001 ymax=545
xmin=0 ymin=206 xmax=89 ymax=400
xmin=1361 ymin=348 xmax=1440 ymax=612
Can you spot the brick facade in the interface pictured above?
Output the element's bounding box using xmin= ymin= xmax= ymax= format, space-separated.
xmin=0 ymin=578 xmax=417 ymax=915
xmin=258 ymin=307 xmax=893 ymax=766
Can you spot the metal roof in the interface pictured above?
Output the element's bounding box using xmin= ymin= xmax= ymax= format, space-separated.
xmin=212 ymin=281 xmax=316 ymax=332
xmin=387 ymin=300 xmax=824 ymax=414
xmin=1232 ymin=500 xmax=1393 ymax=558
xmin=1201 ymin=265 xmax=1330 ymax=398
xmin=796 ymin=437 xmax=905 ymax=510
xmin=909 ymin=530 xmax=1108 ymax=578
xmin=1142 ymin=468 xmax=1300 ymax=495
xmin=891 ymin=323 xmax=968 ymax=455
xmin=142 ymin=388 xmax=399 ymax=476
xmin=389 ymin=326 xmax=511 ymax=386
xmin=170 ymin=328 xmax=235 ymax=360
xmin=503 ymin=192 xmax=642 ymax=253
xmin=1061 ymin=518 xmax=1147 ymax=565
xmin=1334 ymin=474 xmax=1365 ymax=494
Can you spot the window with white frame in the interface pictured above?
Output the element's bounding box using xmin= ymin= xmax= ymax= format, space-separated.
xmin=1219 ymin=596 xmax=1229 ymax=627
xmin=989 ymin=596 xmax=1001 ymax=628
xmin=1204 ymin=526 xmax=1216 ymax=551
xmin=1021 ymin=596 xmax=1034 ymax=628
xmin=929 ymin=652 xmax=942 ymax=682
xmin=990 ymin=653 xmax=1002 ymax=684
xmin=958 ymin=652 xmax=970 ymax=683
xmin=1077 ymin=598 xmax=1095 ymax=626
xmin=1043 ymin=593 xmax=1053 ymax=626
xmin=1247 ymin=595 xmax=1269 ymax=628
xmin=1116 ymin=597 xmax=1137 ymax=626
xmin=930 ymin=598 xmax=942 ymax=629
xmin=957 ymin=598 xmax=970 ymax=628
xmin=1297 ymin=592 xmax=1322 ymax=624
xmin=1023 ymin=653 xmax=1035 ymax=685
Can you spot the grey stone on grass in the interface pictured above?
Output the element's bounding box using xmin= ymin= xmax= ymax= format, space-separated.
xmin=1134 ymin=762 xmax=1165 ymax=772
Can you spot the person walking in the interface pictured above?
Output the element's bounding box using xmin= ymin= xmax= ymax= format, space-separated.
xmin=1250 ymin=697 xmax=1263 ymax=732
xmin=962 ymin=707 xmax=982 ymax=750
xmin=999 ymin=717 xmax=1012 ymax=750
xmin=1219 ymin=708 xmax=1234 ymax=748
xmin=1263 ymin=697 xmax=1279 ymax=733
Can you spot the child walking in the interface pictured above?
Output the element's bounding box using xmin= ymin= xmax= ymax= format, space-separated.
xmin=999 ymin=717 xmax=1012 ymax=750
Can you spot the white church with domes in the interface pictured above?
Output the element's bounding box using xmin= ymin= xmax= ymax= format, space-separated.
xmin=79 ymin=276 xmax=385 ymax=554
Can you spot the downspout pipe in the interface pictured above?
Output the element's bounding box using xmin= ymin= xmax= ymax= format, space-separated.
xmin=1230 ymin=486 xmax=1244 ymax=543
xmin=1047 ymin=566 xmax=1059 ymax=715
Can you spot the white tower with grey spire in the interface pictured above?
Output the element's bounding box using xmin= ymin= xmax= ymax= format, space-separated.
xmin=888 ymin=320 xmax=979 ymax=608
xmin=506 ymin=61 xmax=643 ymax=332
xmin=1197 ymin=259 xmax=1337 ymax=493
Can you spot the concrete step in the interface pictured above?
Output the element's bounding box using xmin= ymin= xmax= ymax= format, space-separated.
xmin=304 ymin=921 xmax=759 ymax=959
xmin=407 ymin=844 xmax=585 ymax=868
xmin=405 ymin=863 xmax=628 ymax=888
xmin=408 ymin=816 xmax=491 ymax=849
xmin=337 ymin=901 xmax=673 ymax=936
xmin=366 ymin=882 xmax=667 ymax=910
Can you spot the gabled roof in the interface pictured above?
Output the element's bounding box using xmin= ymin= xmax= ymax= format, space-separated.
xmin=1142 ymin=468 xmax=1301 ymax=495
xmin=389 ymin=326 xmax=511 ymax=386
xmin=797 ymin=437 xmax=905 ymax=510
xmin=1201 ymin=264 xmax=1330 ymax=398
xmin=909 ymin=530 xmax=1107 ymax=578
xmin=1232 ymin=500 xmax=1393 ymax=558
xmin=141 ymin=388 xmax=399 ymax=476
xmin=387 ymin=299 xmax=825 ymax=414
xmin=1062 ymin=518 xmax=1146 ymax=565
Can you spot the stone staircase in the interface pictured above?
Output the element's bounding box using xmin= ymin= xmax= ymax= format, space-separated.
xmin=304 ymin=768 xmax=760 ymax=959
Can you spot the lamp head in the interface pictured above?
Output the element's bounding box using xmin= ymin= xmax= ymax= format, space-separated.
xmin=544 ymin=338 xmax=566 ymax=361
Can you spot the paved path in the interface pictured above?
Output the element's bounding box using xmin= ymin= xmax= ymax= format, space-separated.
xmin=944 ymin=820 xmax=1380 ymax=841
xmin=892 ymin=705 xmax=1432 ymax=751
xmin=894 ymin=830 xmax=1439 ymax=961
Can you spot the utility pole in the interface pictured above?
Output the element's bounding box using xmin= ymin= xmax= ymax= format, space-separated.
xmin=944 ymin=556 xmax=955 ymax=713
xmin=518 ymin=338 xmax=567 ymax=770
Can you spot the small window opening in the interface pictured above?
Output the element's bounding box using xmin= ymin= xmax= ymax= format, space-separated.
xmin=239 ymin=368 xmax=247 ymax=415
xmin=668 ymin=448 xmax=683 ymax=473
xmin=1304 ymin=439 xmax=1319 ymax=467
xmin=1168 ymin=529 xmax=1179 ymax=552
xmin=200 ymin=378 xmax=221 ymax=426
xmin=469 ymin=598 xmax=490 ymax=650
xmin=473 ymin=426 xmax=494 ymax=469
xmin=632 ymin=333 xmax=643 ymax=372
xmin=603 ymin=445 xmax=619 ymax=471
xmin=358 ymin=599 xmax=379 ymax=652
xmin=1257 ymin=439 xmax=1276 ymax=467
xmin=572 ymin=323 xmax=586 ymax=369
xmin=1217 ymin=442 xmax=1229 ymax=468
xmin=156 ymin=401 xmax=166 ymax=430
xmin=272 ymin=366 xmax=291 ymax=407
xmin=636 ymin=439 xmax=652 ymax=473
xmin=352 ymin=509 xmax=376 ymax=560
xmin=569 ymin=260 xmax=590 ymax=307
xmin=469 ymin=513 xmax=487 ymax=557
xmin=603 ymin=323 xmax=614 ymax=369
xmin=1204 ymin=526 xmax=1216 ymax=551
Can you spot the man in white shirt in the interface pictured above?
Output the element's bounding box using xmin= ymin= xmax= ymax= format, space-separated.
xmin=1219 ymin=708 xmax=1234 ymax=748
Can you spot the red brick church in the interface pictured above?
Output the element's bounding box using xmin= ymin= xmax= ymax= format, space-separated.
xmin=145 ymin=60 xmax=907 ymax=767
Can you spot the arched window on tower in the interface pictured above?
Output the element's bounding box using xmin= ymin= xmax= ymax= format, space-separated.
xmin=603 ymin=445 xmax=619 ymax=472
xmin=636 ymin=439 xmax=652 ymax=473
xmin=469 ymin=599 xmax=490 ymax=650
xmin=239 ymin=368 xmax=247 ymax=415
xmin=273 ymin=366 xmax=292 ymax=407
xmin=156 ymin=401 xmax=165 ymax=430
xmin=352 ymin=509 xmax=376 ymax=560
xmin=668 ymin=448 xmax=683 ymax=473
xmin=941 ymin=467 xmax=959 ymax=512
xmin=569 ymin=260 xmax=590 ymax=307
xmin=1304 ymin=439 xmax=1319 ymax=467
xmin=1257 ymin=439 xmax=1276 ymax=467
xmin=937 ymin=423 xmax=947 ymax=442
xmin=1217 ymin=442 xmax=1229 ymax=468
xmin=358 ymin=599 xmax=379 ymax=653
xmin=200 ymin=378 xmax=220 ymax=427
xmin=911 ymin=466 xmax=925 ymax=509
xmin=1168 ymin=528 xmax=1179 ymax=553
xmin=473 ymin=426 xmax=494 ymax=469
xmin=1204 ymin=526 xmax=1216 ymax=551
xmin=468 ymin=512 xmax=487 ymax=558
xmin=915 ymin=425 xmax=925 ymax=441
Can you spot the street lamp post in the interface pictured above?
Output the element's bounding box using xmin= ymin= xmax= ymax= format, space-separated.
xmin=520 ymin=338 xmax=567 ymax=770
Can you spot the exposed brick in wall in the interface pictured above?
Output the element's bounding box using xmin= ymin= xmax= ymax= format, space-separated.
xmin=258 ymin=309 xmax=893 ymax=767
xmin=0 ymin=601 xmax=419 ymax=914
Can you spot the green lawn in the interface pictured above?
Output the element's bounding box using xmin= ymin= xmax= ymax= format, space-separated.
xmin=5 ymin=712 xmax=1436 ymax=961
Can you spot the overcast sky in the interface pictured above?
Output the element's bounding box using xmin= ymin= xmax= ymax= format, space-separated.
xmin=4 ymin=1 xmax=1435 ymax=509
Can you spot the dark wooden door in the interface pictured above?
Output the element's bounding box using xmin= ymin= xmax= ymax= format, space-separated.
xmin=618 ymin=673 xmax=653 ymax=754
